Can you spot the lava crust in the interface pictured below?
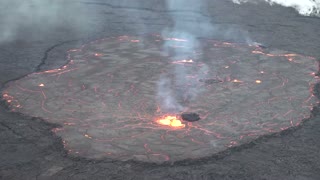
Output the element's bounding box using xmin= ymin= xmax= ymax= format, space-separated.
xmin=2 ymin=35 xmax=318 ymax=163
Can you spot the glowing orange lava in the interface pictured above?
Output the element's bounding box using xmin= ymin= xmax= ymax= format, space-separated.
xmin=164 ymin=38 xmax=188 ymax=42
xmin=172 ymin=59 xmax=194 ymax=65
xmin=94 ymin=53 xmax=104 ymax=57
xmin=232 ymin=79 xmax=242 ymax=83
xmin=156 ymin=115 xmax=185 ymax=128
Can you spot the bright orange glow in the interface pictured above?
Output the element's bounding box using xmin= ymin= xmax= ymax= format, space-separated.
xmin=232 ymin=79 xmax=242 ymax=83
xmin=284 ymin=54 xmax=298 ymax=57
xmin=43 ymin=69 xmax=62 ymax=74
xmin=181 ymin=59 xmax=193 ymax=63
xmin=84 ymin=134 xmax=92 ymax=139
xmin=252 ymin=50 xmax=264 ymax=55
xmin=94 ymin=53 xmax=103 ymax=57
xmin=252 ymin=50 xmax=275 ymax=57
xmin=172 ymin=59 xmax=194 ymax=65
xmin=164 ymin=38 xmax=188 ymax=42
xmin=39 ymin=83 xmax=45 ymax=87
xmin=255 ymin=80 xmax=262 ymax=84
xmin=157 ymin=115 xmax=185 ymax=128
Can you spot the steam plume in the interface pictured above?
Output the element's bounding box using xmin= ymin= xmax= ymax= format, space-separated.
xmin=0 ymin=0 xmax=91 ymax=43
xmin=232 ymin=0 xmax=320 ymax=16
xmin=157 ymin=0 xmax=213 ymax=113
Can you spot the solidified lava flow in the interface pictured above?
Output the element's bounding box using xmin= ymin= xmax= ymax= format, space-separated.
xmin=2 ymin=34 xmax=319 ymax=163
xmin=181 ymin=112 xmax=201 ymax=122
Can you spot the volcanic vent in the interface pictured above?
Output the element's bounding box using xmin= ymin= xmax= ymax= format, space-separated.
xmin=2 ymin=35 xmax=319 ymax=163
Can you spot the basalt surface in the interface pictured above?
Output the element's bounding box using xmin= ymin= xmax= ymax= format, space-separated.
xmin=2 ymin=35 xmax=318 ymax=163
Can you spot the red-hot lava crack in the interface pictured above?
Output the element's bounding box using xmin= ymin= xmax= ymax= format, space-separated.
xmin=1 ymin=35 xmax=319 ymax=163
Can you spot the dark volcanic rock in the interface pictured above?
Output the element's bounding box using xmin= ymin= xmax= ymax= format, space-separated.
xmin=199 ymin=78 xmax=223 ymax=84
xmin=181 ymin=112 xmax=201 ymax=122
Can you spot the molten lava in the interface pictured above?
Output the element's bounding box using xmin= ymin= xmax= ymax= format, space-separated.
xmin=157 ymin=115 xmax=185 ymax=128
xmin=172 ymin=59 xmax=194 ymax=65
xmin=2 ymin=34 xmax=318 ymax=163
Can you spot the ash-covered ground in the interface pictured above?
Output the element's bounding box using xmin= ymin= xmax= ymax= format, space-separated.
xmin=1 ymin=0 xmax=320 ymax=179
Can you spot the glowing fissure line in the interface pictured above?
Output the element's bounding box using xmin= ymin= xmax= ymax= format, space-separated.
xmin=41 ymin=90 xmax=47 ymax=99
xmin=16 ymin=84 xmax=41 ymax=93
xmin=164 ymin=38 xmax=188 ymax=42
xmin=94 ymin=131 xmax=149 ymax=142
xmin=41 ymin=100 xmax=52 ymax=113
xmin=283 ymin=110 xmax=293 ymax=117
xmin=190 ymin=138 xmax=205 ymax=145
xmin=48 ymin=68 xmax=79 ymax=76
xmin=189 ymin=124 xmax=222 ymax=138
xmin=171 ymin=59 xmax=194 ymax=65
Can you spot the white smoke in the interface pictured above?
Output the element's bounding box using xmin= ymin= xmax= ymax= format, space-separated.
xmin=157 ymin=0 xmax=258 ymax=113
xmin=0 ymin=0 xmax=91 ymax=43
xmin=156 ymin=76 xmax=183 ymax=112
xmin=232 ymin=0 xmax=320 ymax=16
xmin=156 ymin=0 xmax=214 ymax=113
